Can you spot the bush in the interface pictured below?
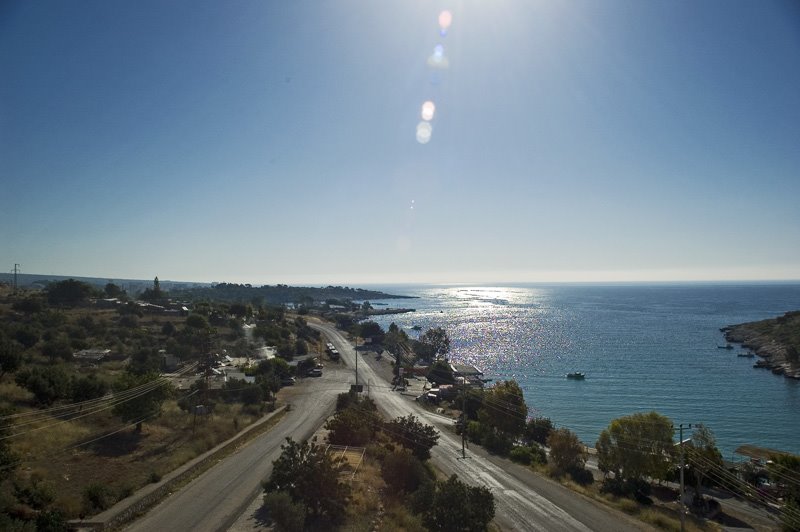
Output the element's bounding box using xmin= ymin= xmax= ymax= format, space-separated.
xmin=35 ymin=510 xmax=68 ymax=532
xmin=547 ymin=428 xmax=586 ymax=474
xmin=264 ymin=491 xmax=305 ymax=532
xmin=509 ymin=444 xmax=547 ymax=466
xmin=381 ymin=449 xmax=431 ymax=493
xmin=569 ymin=467 xmax=594 ymax=486
xmin=423 ymin=475 xmax=495 ymax=532
xmin=524 ymin=417 xmax=554 ymax=446
xmin=482 ymin=429 xmax=513 ymax=456
xmin=14 ymin=478 xmax=55 ymax=510
xmin=83 ymin=483 xmax=114 ymax=513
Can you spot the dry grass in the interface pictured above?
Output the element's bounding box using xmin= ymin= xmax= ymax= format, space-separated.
xmin=345 ymin=456 xmax=385 ymax=531
xmin=6 ymin=399 xmax=274 ymax=518
xmin=0 ymin=381 xmax=33 ymax=404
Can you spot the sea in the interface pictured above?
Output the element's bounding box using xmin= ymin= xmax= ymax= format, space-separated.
xmin=359 ymin=283 xmax=800 ymax=459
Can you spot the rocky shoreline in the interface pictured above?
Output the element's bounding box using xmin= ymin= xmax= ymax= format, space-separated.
xmin=721 ymin=310 xmax=800 ymax=380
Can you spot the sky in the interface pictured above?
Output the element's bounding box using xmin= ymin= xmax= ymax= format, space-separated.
xmin=1 ymin=0 xmax=799 ymax=286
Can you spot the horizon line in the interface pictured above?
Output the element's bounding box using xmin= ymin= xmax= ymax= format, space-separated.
xmin=4 ymin=271 xmax=800 ymax=288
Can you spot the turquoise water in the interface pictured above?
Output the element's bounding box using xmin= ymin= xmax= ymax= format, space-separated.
xmin=364 ymin=283 xmax=800 ymax=458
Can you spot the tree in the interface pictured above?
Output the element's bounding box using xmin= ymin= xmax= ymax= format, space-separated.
xmin=263 ymin=491 xmax=305 ymax=532
xmin=767 ymin=454 xmax=800 ymax=531
xmin=547 ymin=428 xmax=587 ymax=474
xmin=12 ymin=295 xmax=45 ymax=313
xmin=264 ymin=438 xmax=351 ymax=527
xmin=384 ymin=322 xmax=409 ymax=357
xmin=358 ymin=320 xmax=385 ymax=344
xmin=185 ymin=313 xmax=209 ymax=330
xmin=42 ymin=336 xmax=72 ymax=362
xmin=46 ymin=279 xmax=93 ymax=306
xmin=423 ymin=475 xmax=495 ymax=532
xmin=14 ymin=325 xmax=40 ymax=348
xmin=524 ymin=417 xmax=554 ymax=446
xmin=0 ymin=407 xmax=18 ymax=474
xmin=71 ymin=374 xmax=108 ymax=404
xmin=128 ymin=347 xmax=162 ymax=375
xmin=325 ymin=397 xmax=380 ymax=446
xmin=16 ymin=366 xmax=71 ymax=405
xmin=687 ymin=424 xmax=723 ymax=503
xmin=419 ymin=327 xmax=450 ymax=361
xmin=140 ymin=276 xmax=164 ymax=302
xmin=229 ymin=303 xmax=249 ymax=318
xmin=112 ymin=372 xmax=171 ymax=432
xmin=596 ymin=411 xmax=675 ymax=486
xmin=382 ymin=449 xmax=430 ymax=493
xmin=385 ymin=415 xmax=440 ymax=461
xmin=478 ymin=380 xmax=527 ymax=440
xmin=0 ymin=335 xmax=22 ymax=378
xmin=427 ymin=359 xmax=455 ymax=384
xmin=104 ymin=282 xmax=126 ymax=299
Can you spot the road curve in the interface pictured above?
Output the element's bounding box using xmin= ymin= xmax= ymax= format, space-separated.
xmin=311 ymin=321 xmax=649 ymax=532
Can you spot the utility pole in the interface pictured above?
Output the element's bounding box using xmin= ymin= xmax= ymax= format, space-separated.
xmin=678 ymin=423 xmax=692 ymax=532
xmin=461 ymin=377 xmax=467 ymax=459
xmin=354 ymin=334 xmax=359 ymax=388
xmin=12 ymin=263 xmax=20 ymax=292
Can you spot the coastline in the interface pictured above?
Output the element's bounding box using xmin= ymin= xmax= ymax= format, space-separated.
xmin=722 ymin=310 xmax=800 ymax=380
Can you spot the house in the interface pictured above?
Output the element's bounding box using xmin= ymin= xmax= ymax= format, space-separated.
xmin=74 ymin=349 xmax=111 ymax=363
xmin=225 ymin=370 xmax=255 ymax=384
xmin=450 ymin=363 xmax=485 ymax=387
xmin=161 ymin=353 xmax=180 ymax=372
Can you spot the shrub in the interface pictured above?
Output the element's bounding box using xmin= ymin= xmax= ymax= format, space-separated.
xmin=482 ymin=429 xmax=513 ymax=456
xmin=509 ymin=444 xmax=547 ymax=466
xmin=35 ymin=509 xmax=68 ymax=532
xmin=14 ymin=478 xmax=55 ymax=510
xmin=83 ymin=483 xmax=114 ymax=513
xmin=524 ymin=417 xmax=554 ymax=445
xmin=264 ymin=491 xmax=305 ymax=532
xmin=547 ymin=428 xmax=587 ymax=474
xmin=381 ymin=449 xmax=431 ymax=493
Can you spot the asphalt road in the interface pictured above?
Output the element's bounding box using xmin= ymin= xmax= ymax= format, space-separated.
xmin=311 ymin=322 xmax=649 ymax=532
xmin=125 ymin=363 xmax=353 ymax=532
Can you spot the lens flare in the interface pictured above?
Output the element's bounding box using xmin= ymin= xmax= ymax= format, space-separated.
xmin=427 ymin=44 xmax=448 ymax=69
xmin=421 ymin=101 xmax=435 ymax=121
xmin=438 ymin=10 xmax=453 ymax=32
xmin=416 ymin=121 xmax=433 ymax=144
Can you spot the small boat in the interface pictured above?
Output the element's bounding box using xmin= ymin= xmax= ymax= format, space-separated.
xmin=717 ymin=344 xmax=734 ymax=350
xmin=737 ymin=352 xmax=755 ymax=358
xmin=411 ymin=325 xmax=422 ymax=331
xmin=566 ymin=372 xmax=585 ymax=380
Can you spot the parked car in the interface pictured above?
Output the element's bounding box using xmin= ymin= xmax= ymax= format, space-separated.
xmin=281 ymin=376 xmax=296 ymax=386
xmin=307 ymin=368 xmax=322 ymax=377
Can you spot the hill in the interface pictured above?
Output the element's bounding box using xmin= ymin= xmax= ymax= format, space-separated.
xmin=723 ymin=311 xmax=800 ymax=379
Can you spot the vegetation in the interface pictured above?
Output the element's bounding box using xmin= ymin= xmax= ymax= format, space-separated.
xmin=548 ymin=428 xmax=588 ymax=478
xmin=768 ymin=454 xmax=800 ymax=531
xmin=523 ymin=417 xmax=554 ymax=446
xmin=0 ymin=282 xmax=314 ymax=526
xmin=385 ymin=415 xmax=440 ymax=461
xmin=264 ymin=437 xmax=352 ymax=528
xmin=418 ymin=474 xmax=495 ymax=531
xmin=415 ymin=327 xmax=450 ymax=362
xmin=112 ymin=372 xmax=172 ymax=432
xmin=686 ymin=424 xmax=724 ymax=505
xmin=596 ymin=411 xmax=675 ymax=494
xmin=725 ymin=310 xmax=800 ymax=367
xmin=172 ymin=282 xmax=411 ymax=306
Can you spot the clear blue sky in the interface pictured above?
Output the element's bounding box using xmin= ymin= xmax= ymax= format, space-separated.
xmin=2 ymin=1 xmax=799 ymax=285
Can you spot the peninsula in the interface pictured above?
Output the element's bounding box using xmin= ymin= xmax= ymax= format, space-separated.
xmin=722 ymin=310 xmax=800 ymax=379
